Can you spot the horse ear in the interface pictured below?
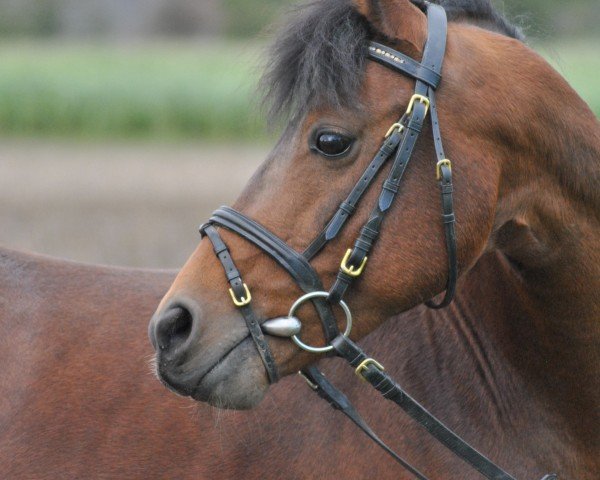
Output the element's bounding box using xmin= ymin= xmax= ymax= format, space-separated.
xmin=352 ymin=0 xmax=427 ymax=51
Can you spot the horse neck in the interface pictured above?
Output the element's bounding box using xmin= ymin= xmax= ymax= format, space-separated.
xmin=464 ymin=66 xmax=600 ymax=454
xmin=350 ymin=77 xmax=600 ymax=471
xmin=302 ymin=87 xmax=600 ymax=478
xmin=488 ymin=53 xmax=600 ymax=385
xmin=353 ymin=250 xmax=596 ymax=476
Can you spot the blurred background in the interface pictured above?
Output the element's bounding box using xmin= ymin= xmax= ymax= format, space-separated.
xmin=0 ymin=0 xmax=598 ymax=268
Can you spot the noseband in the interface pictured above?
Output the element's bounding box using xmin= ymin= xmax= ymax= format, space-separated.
xmin=199 ymin=4 xmax=555 ymax=480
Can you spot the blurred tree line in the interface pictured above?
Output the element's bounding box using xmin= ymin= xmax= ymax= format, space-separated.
xmin=0 ymin=0 xmax=597 ymax=40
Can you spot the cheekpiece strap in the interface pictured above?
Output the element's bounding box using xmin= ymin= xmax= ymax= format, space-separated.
xmin=201 ymin=225 xmax=279 ymax=383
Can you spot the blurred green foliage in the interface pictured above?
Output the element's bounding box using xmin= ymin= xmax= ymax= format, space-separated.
xmin=502 ymin=0 xmax=599 ymax=38
xmin=223 ymin=0 xmax=600 ymax=39
xmin=221 ymin=0 xmax=600 ymax=39
xmin=538 ymin=40 xmax=600 ymax=117
xmin=223 ymin=0 xmax=295 ymax=38
xmin=0 ymin=40 xmax=597 ymax=141
xmin=0 ymin=0 xmax=61 ymax=38
xmin=0 ymin=1 xmax=597 ymax=39
xmin=0 ymin=42 xmax=266 ymax=141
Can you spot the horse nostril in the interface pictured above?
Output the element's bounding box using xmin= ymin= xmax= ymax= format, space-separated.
xmin=155 ymin=306 xmax=194 ymax=351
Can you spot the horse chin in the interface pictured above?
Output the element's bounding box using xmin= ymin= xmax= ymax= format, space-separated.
xmin=191 ymin=339 xmax=269 ymax=410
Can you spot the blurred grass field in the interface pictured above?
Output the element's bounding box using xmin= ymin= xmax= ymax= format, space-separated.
xmin=0 ymin=41 xmax=267 ymax=141
xmin=0 ymin=39 xmax=598 ymax=141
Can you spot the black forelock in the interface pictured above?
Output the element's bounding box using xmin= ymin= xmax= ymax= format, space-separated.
xmin=260 ymin=1 xmax=370 ymax=124
xmin=261 ymin=0 xmax=523 ymax=123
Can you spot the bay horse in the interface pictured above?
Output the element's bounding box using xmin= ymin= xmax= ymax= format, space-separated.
xmin=149 ymin=0 xmax=600 ymax=479
xmin=1 ymin=248 xmax=482 ymax=479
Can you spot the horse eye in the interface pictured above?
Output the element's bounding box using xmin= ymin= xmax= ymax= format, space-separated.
xmin=314 ymin=132 xmax=354 ymax=158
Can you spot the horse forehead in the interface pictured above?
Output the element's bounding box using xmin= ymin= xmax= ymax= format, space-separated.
xmin=362 ymin=61 xmax=416 ymax=106
xmin=278 ymin=60 xmax=416 ymax=136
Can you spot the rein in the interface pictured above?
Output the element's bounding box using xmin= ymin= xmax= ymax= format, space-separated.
xmin=199 ymin=4 xmax=555 ymax=479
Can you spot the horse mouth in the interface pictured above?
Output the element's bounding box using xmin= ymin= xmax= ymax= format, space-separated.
xmin=190 ymin=334 xmax=250 ymax=401
xmin=154 ymin=332 xmax=249 ymax=398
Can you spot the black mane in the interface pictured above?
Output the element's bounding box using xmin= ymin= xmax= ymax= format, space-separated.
xmin=261 ymin=0 xmax=522 ymax=122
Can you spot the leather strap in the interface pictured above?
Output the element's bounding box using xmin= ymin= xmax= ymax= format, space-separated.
xmin=327 ymin=99 xmax=429 ymax=304
xmin=303 ymin=355 xmax=557 ymax=480
xmin=346 ymin=5 xmax=457 ymax=309
xmin=328 ymin=4 xmax=446 ymax=305
xmin=302 ymin=366 xmax=429 ymax=480
xmin=368 ymin=41 xmax=442 ymax=89
xmin=202 ymin=225 xmax=279 ymax=383
xmin=303 ymin=129 xmax=403 ymax=260
xmin=331 ymin=335 xmax=525 ymax=480
xmin=419 ymin=7 xmax=457 ymax=308
xmin=425 ymin=156 xmax=457 ymax=309
xmin=208 ymin=207 xmax=341 ymax=343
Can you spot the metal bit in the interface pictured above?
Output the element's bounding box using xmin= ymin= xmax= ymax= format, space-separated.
xmin=261 ymin=316 xmax=302 ymax=338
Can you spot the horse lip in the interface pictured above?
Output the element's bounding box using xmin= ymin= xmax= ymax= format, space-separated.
xmin=155 ymin=333 xmax=250 ymax=398
xmin=190 ymin=334 xmax=250 ymax=397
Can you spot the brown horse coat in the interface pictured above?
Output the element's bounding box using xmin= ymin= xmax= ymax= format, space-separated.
xmin=2 ymin=245 xmax=598 ymax=479
xmin=149 ymin=1 xmax=600 ymax=478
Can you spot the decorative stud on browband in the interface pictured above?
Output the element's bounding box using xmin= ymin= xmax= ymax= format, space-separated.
xmin=369 ymin=45 xmax=406 ymax=64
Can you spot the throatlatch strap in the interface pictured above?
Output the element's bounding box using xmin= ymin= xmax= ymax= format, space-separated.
xmin=424 ymin=88 xmax=457 ymax=308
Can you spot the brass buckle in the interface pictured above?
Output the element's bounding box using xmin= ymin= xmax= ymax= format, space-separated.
xmin=436 ymin=159 xmax=452 ymax=180
xmin=340 ymin=248 xmax=368 ymax=277
xmin=384 ymin=122 xmax=404 ymax=139
xmin=355 ymin=358 xmax=385 ymax=382
xmin=228 ymin=283 xmax=252 ymax=307
xmin=406 ymin=94 xmax=430 ymax=116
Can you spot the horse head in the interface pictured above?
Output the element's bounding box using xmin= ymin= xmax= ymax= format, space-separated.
xmin=148 ymin=0 xmax=598 ymax=413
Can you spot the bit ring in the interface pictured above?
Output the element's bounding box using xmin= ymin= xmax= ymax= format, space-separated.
xmin=289 ymin=291 xmax=352 ymax=353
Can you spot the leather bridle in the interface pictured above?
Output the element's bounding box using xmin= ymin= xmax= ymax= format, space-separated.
xmin=199 ymin=4 xmax=556 ymax=479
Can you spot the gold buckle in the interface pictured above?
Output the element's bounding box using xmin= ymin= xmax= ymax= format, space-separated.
xmin=355 ymin=358 xmax=385 ymax=381
xmin=340 ymin=248 xmax=368 ymax=277
xmin=406 ymin=94 xmax=430 ymax=116
xmin=436 ymin=159 xmax=452 ymax=180
xmin=384 ymin=122 xmax=404 ymax=139
xmin=228 ymin=283 xmax=252 ymax=307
